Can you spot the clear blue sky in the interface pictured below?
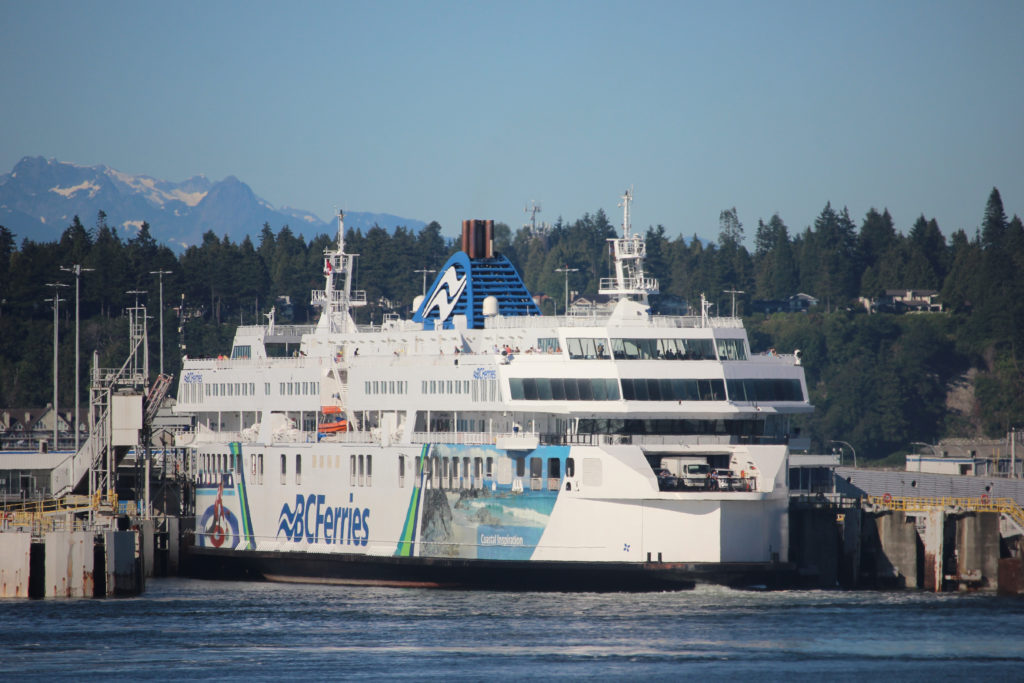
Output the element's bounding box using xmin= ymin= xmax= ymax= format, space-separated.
xmin=2 ymin=0 xmax=1021 ymax=243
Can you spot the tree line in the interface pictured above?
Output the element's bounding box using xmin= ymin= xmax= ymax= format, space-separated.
xmin=0 ymin=189 xmax=1020 ymax=460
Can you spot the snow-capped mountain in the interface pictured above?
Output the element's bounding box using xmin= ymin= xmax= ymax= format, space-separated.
xmin=0 ymin=157 xmax=425 ymax=249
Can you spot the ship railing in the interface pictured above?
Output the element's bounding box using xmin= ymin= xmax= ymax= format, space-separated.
xmin=410 ymin=432 xmax=495 ymax=446
xmin=482 ymin=313 xmax=744 ymax=329
xmin=183 ymin=356 xmax=320 ymax=370
xmin=234 ymin=324 xmax=317 ymax=338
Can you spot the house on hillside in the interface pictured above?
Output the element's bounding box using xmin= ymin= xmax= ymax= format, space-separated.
xmin=860 ymin=289 xmax=943 ymax=314
xmin=0 ymin=406 xmax=81 ymax=451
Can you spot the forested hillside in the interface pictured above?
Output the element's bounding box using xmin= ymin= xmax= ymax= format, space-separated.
xmin=0 ymin=189 xmax=1021 ymax=461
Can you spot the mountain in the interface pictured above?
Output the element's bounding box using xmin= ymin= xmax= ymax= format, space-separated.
xmin=0 ymin=157 xmax=426 ymax=249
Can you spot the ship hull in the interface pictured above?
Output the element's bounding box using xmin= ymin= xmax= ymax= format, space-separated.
xmin=183 ymin=543 xmax=798 ymax=591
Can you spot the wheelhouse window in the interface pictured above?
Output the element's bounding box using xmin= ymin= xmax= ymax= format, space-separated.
xmin=726 ymin=378 xmax=803 ymax=402
xmin=509 ymin=377 xmax=621 ymax=401
xmin=566 ymin=337 xmax=610 ymax=359
xmin=716 ymin=338 xmax=747 ymax=361
xmin=611 ymin=337 xmax=716 ymax=360
xmin=620 ymin=378 xmax=725 ymax=401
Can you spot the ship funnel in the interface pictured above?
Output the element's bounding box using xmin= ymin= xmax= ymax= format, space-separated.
xmin=461 ymin=219 xmax=494 ymax=259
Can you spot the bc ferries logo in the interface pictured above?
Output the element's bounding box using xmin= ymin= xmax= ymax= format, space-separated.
xmin=421 ymin=265 xmax=467 ymax=323
xmin=277 ymin=493 xmax=370 ymax=546
xmin=198 ymin=483 xmax=240 ymax=548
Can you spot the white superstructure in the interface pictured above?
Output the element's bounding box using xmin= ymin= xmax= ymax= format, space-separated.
xmin=174 ymin=196 xmax=813 ymax=589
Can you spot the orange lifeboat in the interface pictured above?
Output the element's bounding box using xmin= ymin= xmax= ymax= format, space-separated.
xmin=318 ymin=405 xmax=348 ymax=434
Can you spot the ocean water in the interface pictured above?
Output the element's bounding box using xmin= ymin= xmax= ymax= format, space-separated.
xmin=2 ymin=579 xmax=1022 ymax=680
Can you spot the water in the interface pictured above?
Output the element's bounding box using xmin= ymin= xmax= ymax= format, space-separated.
xmin=2 ymin=579 xmax=1022 ymax=680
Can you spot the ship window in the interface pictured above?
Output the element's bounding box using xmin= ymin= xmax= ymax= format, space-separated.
xmin=509 ymin=378 xmax=524 ymax=400
xmin=474 ymin=457 xmax=483 ymax=481
xmin=279 ymin=382 xmax=285 ymax=395
xmin=516 ymin=457 xmax=525 ymax=477
xmin=296 ymin=454 xmax=302 ymax=485
xmin=265 ymin=383 xmax=270 ymax=395
xmin=548 ymin=458 xmax=561 ymax=488
xmin=399 ymin=455 xmax=405 ymax=487
xmin=430 ymin=380 xmax=437 ymax=394
xmin=566 ymin=457 xmax=575 ymax=477
xmin=422 ymin=381 xmax=428 ymax=393
xmin=535 ymin=378 xmax=553 ymax=400
xmin=358 ymin=455 xmax=364 ymax=486
xmin=486 ymin=457 xmax=494 ymax=478
xmin=529 ymin=457 xmax=543 ymax=490
xmin=258 ymin=453 xmax=264 ymax=485
xmin=366 ymin=455 xmax=372 ymax=486
xmin=251 ymin=383 xmax=256 ymax=396
xmin=350 ymin=455 xmax=357 ymax=486
xmin=280 ymin=454 xmax=287 ymax=484
xmin=577 ymin=378 xmax=594 ymax=400
xmin=204 ymin=384 xmax=211 ymax=397
xmin=537 ymin=337 xmax=559 ymax=353
xmin=463 ymin=457 xmax=471 ymax=487
xmin=716 ymin=338 xmax=747 ymax=361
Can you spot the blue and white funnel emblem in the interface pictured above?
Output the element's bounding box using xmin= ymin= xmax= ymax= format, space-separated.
xmin=420 ymin=265 xmax=467 ymax=323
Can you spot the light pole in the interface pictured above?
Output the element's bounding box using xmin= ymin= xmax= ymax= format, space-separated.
xmin=150 ymin=270 xmax=173 ymax=376
xmin=414 ymin=268 xmax=436 ymax=297
xmin=45 ymin=282 xmax=68 ymax=451
xmin=830 ymin=440 xmax=857 ymax=468
xmin=723 ymin=288 xmax=745 ymax=317
xmin=61 ymin=264 xmax=93 ymax=453
xmin=555 ymin=266 xmax=578 ymax=316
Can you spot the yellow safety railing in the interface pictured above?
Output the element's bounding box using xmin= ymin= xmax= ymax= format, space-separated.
xmin=1 ymin=489 xmax=120 ymax=532
xmin=868 ymin=494 xmax=1024 ymax=530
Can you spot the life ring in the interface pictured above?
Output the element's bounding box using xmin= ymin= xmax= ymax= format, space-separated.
xmin=882 ymin=493 xmax=893 ymax=504
xmin=981 ymin=494 xmax=990 ymax=504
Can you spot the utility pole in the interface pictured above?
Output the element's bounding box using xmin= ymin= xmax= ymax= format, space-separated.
xmin=723 ymin=288 xmax=745 ymax=318
xmin=45 ymin=282 xmax=69 ymax=451
xmin=414 ymin=268 xmax=436 ymax=297
xmin=555 ymin=266 xmax=578 ymax=316
xmin=61 ymin=264 xmax=94 ymax=454
xmin=150 ymin=270 xmax=173 ymax=376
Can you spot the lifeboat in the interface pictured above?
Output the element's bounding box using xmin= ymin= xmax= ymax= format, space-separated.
xmin=318 ymin=405 xmax=348 ymax=434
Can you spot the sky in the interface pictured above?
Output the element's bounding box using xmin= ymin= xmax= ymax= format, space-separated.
xmin=1 ymin=0 xmax=1022 ymax=244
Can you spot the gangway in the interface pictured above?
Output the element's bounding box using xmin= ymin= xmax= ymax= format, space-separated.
xmin=50 ymin=297 xmax=173 ymax=503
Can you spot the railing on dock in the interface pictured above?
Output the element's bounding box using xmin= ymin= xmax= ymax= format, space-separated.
xmin=866 ymin=494 xmax=1024 ymax=534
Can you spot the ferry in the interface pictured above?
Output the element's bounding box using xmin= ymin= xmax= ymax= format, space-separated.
xmin=175 ymin=191 xmax=813 ymax=590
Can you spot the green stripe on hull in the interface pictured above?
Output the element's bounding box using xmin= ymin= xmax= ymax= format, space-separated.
xmin=231 ymin=442 xmax=256 ymax=550
xmin=395 ymin=444 xmax=430 ymax=557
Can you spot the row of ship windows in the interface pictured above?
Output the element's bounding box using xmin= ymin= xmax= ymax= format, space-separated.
xmin=181 ymin=380 xmax=320 ymax=404
xmin=510 ymin=377 xmax=804 ymax=402
xmin=556 ymin=337 xmax=746 ymax=361
xmin=198 ymin=451 xmax=605 ymax=491
xmin=362 ymin=379 xmax=500 ymax=401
